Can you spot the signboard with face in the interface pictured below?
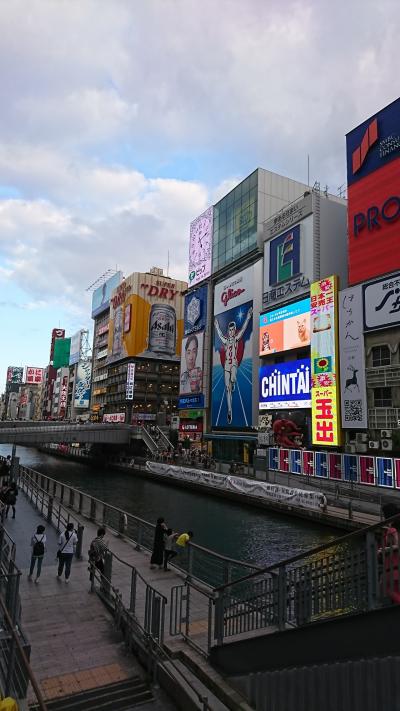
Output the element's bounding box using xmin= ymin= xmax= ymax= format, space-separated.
xmin=339 ymin=286 xmax=368 ymax=429
xmin=212 ymin=265 xmax=254 ymax=428
xmin=363 ymin=272 xmax=400 ymax=330
xmin=259 ymin=359 xmax=311 ymax=410
xmin=259 ymin=298 xmax=310 ymax=356
xmin=179 ymin=332 xmax=204 ymax=396
xmin=310 ymin=276 xmax=341 ymax=446
xmin=188 ymin=206 xmax=213 ymax=287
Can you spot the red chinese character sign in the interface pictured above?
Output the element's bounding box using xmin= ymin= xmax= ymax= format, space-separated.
xmin=310 ymin=275 xmax=342 ymax=446
xmin=25 ymin=367 xmax=44 ymax=385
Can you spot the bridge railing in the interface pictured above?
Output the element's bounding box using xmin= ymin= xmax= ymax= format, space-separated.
xmin=17 ymin=466 xmax=261 ymax=588
xmin=211 ymin=514 xmax=400 ymax=646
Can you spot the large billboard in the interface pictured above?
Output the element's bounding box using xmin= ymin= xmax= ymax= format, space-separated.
xmin=311 ymin=276 xmax=341 ymax=446
xmin=339 ymin=286 xmax=368 ymax=429
xmin=346 ymin=98 xmax=400 ymax=284
xmin=259 ymin=359 xmax=311 ymax=410
xmin=91 ymin=271 xmax=122 ymax=318
xmin=259 ymin=298 xmax=310 ymax=356
xmin=107 ymin=271 xmax=187 ymax=363
xmin=74 ymin=360 xmax=92 ymax=408
xmin=179 ymin=332 xmax=204 ymax=396
xmin=184 ymin=285 xmax=208 ymax=335
xmin=363 ymin=272 xmax=400 ymax=331
xmin=6 ymin=366 xmax=23 ymax=384
xmin=49 ymin=328 xmax=65 ymax=361
xmin=188 ymin=206 xmax=213 ymax=287
xmin=53 ymin=338 xmax=71 ymax=370
xmin=212 ymin=265 xmax=254 ymax=428
xmin=25 ymin=367 xmax=44 ymax=385
xmin=69 ymin=330 xmax=84 ymax=366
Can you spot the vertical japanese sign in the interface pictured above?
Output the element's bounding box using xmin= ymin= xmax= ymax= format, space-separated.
xmin=311 ymin=276 xmax=341 ymax=446
xmin=126 ymin=363 xmax=135 ymax=400
xmin=339 ymin=286 xmax=368 ymax=428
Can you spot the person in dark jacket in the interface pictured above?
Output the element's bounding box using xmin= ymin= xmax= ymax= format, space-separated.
xmin=5 ymin=482 xmax=18 ymax=519
xmin=150 ymin=517 xmax=167 ymax=569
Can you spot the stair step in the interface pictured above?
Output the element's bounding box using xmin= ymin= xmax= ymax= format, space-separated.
xmin=30 ymin=676 xmax=153 ymax=711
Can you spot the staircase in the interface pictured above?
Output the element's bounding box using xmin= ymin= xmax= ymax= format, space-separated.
xmin=29 ymin=676 xmax=153 ymax=711
xmin=140 ymin=425 xmax=174 ymax=454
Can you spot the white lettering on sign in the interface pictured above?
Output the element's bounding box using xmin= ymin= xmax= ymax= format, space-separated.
xmin=261 ymin=365 xmax=310 ymax=398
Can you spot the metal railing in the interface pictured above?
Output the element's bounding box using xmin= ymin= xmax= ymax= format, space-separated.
xmin=211 ymin=514 xmax=400 ymax=646
xmin=18 ymin=466 xmax=260 ymax=587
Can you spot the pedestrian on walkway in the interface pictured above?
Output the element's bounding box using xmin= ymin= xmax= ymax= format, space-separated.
xmin=5 ymin=482 xmax=18 ymax=519
xmin=163 ymin=528 xmax=178 ymax=571
xmin=28 ymin=525 xmax=46 ymax=583
xmin=57 ymin=522 xmax=77 ymax=583
xmin=88 ymin=527 xmax=107 ymax=580
xmin=150 ymin=517 xmax=167 ymax=569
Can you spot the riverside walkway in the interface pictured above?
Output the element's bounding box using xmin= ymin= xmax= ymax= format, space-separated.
xmin=5 ymin=477 xmax=249 ymax=710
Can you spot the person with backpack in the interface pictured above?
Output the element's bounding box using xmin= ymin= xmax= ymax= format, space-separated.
xmin=28 ymin=525 xmax=46 ymax=583
xmin=88 ymin=527 xmax=107 ymax=580
xmin=57 ymin=522 xmax=78 ymax=583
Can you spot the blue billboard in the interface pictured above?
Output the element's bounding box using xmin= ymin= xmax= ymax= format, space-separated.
xmin=184 ymin=285 xmax=208 ymax=335
xmin=91 ymin=271 xmax=122 ymax=318
xmin=259 ymin=358 xmax=311 ymax=410
xmin=178 ymin=394 xmax=205 ymax=409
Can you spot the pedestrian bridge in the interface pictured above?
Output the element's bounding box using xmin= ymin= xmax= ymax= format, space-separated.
xmin=0 ymin=422 xmax=133 ymax=445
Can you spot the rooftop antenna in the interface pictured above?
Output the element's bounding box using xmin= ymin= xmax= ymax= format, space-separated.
xmin=307 ymin=154 xmax=310 ymax=187
xmin=167 ymin=250 xmax=170 ymax=277
xmin=86 ymin=268 xmax=119 ymax=292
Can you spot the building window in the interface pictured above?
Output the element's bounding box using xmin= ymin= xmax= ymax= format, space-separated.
xmin=372 ymin=345 xmax=391 ymax=367
xmin=373 ymin=387 xmax=392 ymax=408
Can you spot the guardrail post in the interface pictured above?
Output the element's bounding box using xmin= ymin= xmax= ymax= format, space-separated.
xmin=348 ymin=500 xmax=353 ymax=520
xmin=76 ymin=525 xmax=84 ymax=559
xmin=10 ymin=456 xmax=19 ymax=484
xmin=78 ymin=492 xmax=83 ymax=514
xmin=118 ymin=512 xmax=127 ymax=536
xmin=69 ymin=489 xmax=75 ymax=509
xmin=277 ymin=566 xmax=287 ymax=631
xmin=5 ymin=636 xmax=16 ymax=697
xmin=129 ymin=568 xmax=137 ymax=614
xmin=366 ymin=530 xmax=379 ymax=610
xmin=47 ymin=496 xmax=53 ymax=524
xmin=102 ymin=504 xmax=108 ymax=524
xmin=187 ymin=544 xmax=194 ymax=581
xmin=40 ymin=475 xmax=45 ymax=489
xmin=90 ymin=498 xmax=96 ymax=521
xmin=214 ymin=593 xmax=224 ymax=645
xmin=102 ymin=550 xmax=112 ymax=598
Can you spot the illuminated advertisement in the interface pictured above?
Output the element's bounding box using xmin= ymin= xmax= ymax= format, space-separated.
xmin=107 ymin=271 xmax=186 ymax=363
xmin=188 ymin=206 xmax=213 ymax=287
xmin=311 ymin=276 xmax=341 ymax=446
xmin=179 ymin=332 xmax=204 ymax=396
xmin=91 ymin=271 xmax=122 ymax=318
xmin=25 ymin=367 xmax=44 ymax=385
xmin=6 ymin=366 xmax=23 ymax=384
xmin=259 ymin=298 xmax=310 ymax=356
xmin=184 ymin=285 xmax=208 ymax=335
xmin=126 ymin=363 xmax=135 ymax=400
xmin=212 ymin=265 xmax=253 ymax=428
xmin=346 ymin=97 xmax=400 ymax=284
xmin=259 ymin=359 xmax=311 ymax=409
xmin=74 ymin=361 xmax=92 ymax=409
xmin=103 ymin=412 xmax=125 ymax=423
xmin=69 ymin=330 xmax=84 ymax=366
xmin=339 ymin=286 xmax=367 ymax=429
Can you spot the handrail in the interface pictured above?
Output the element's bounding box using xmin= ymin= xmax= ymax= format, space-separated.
xmin=214 ymin=511 xmax=400 ymax=592
xmin=105 ymin=547 xmax=168 ymax=604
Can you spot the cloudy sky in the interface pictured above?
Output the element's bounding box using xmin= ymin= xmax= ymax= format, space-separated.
xmin=0 ymin=0 xmax=398 ymax=390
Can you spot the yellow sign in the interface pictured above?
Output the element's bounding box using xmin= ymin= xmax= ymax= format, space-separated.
xmin=310 ymin=275 xmax=342 ymax=446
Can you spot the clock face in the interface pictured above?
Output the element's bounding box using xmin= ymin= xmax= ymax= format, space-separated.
xmin=189 ymin=207 xmax=213 ymax=285
xmin=190 ymin=216 xmax=211 ymax=262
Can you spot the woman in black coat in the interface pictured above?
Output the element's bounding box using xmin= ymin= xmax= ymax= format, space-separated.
xmin=150 ymin=517 xmax=167 ymax=568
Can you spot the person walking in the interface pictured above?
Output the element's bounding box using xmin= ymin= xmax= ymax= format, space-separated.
xmin=28 ymin=525 xmax=46 ymax=583
xmin=5 ymin=482 xmax=18 ymax=519
xmin=88 ymin=527 xmax=107 ymax=580
xmin=57 ymin=522 xmax=77 ymax=583
xmin=150 ymin=517 xmax=167 ymax=569
xmin=163 ymin=528 xmax=178 ymax=571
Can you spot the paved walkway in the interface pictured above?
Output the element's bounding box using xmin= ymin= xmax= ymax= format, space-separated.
xmin=5 ymin=494 xmax=176 ymax=709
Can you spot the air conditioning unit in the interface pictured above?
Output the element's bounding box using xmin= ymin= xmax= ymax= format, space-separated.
xmin=355 ymin=433 xmax=368 ymax=444
xmin=369 ymin=440 xmax=379 ymax=450
xmin=381 ymin=430 xmax=392 ymax=439
xmin=345 ymin=444 xmax=356 ymax=454
xmin=356 ymin=443 xmax=368 ymax=453
xmin=381 ymin=438 xmax=393 ymax=451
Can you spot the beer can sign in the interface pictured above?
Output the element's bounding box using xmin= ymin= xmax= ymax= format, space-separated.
xmin=148 ymin=304 xmax=176 ymax=355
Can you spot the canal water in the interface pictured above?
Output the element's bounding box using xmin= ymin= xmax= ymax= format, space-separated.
xmin=1 ymin=444 xmax=338 ymax=567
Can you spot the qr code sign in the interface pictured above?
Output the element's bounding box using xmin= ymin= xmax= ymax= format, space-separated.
xmin=344 ymin=399 xmax=363 ymax=422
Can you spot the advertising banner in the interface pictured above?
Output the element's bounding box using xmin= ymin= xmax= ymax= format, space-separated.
xmin=311 ymin=276 xmax=341 ymax=446
xmin=25 ymin=367 xmax=44 ymax=385
xmin=259 ymin=298 xmax=310 ymax=356
xmin=212 ymin=265 xmax=253 ymax=428
xmin=74 ymin=360 xmax=92 ymax=409
xmin=126 ymin=363 xmax=135 ymax=400
xmin=184 ymin=285 xmax=208 ymax=335
xmin=188 ymin=206 xmax=213 ymax=287
xmin=69 ymin=330 xmax=84 ymax=366
xmin=59 ymin=375 xmax=68 ymax=414
xmin=108 ymin=272 xmax=186 ymax=364
xmin=363 ymin=272 xmax=400 ymax=331
xmin=178 ymin=394 xmax=205 ymax=410
xmin=262 ymin=211 xmax=313 ymax=308
xmin=6 ymin=366 xmax=23 ymax=384
xmin=259 ymin=358 xmax=311 ymax=410
xmin=179 ymin=331 xmax=204 ymax=396
xmin=53 ymin=338 xmax=71 ymax=370
xmin=49 ymin=328 xmax=65 ymax=361
xmin=103 ymin=412 xmax=125 ymax=423
xmin=346 ymin=98 xmax=400 ymax=284
xmin=339 ymin=286 xmax=368 ymax=428
xmin=91 ymin=271 xmax=122 ymax=318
